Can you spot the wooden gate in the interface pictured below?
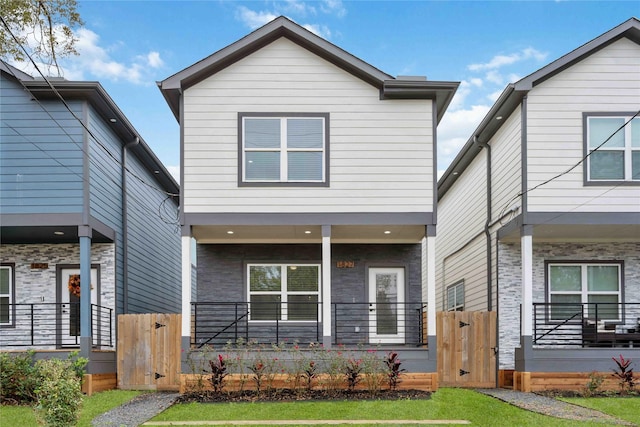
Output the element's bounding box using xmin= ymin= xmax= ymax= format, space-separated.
xmin=437 ymin=311 xmax=496 ymax=388
xmin=117 ymin=313 xmax=181 ymax=391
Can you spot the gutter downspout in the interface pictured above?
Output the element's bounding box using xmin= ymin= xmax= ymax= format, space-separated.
xmin=122 ymin=136 xmax=139 ymax=313
xmin=475 ymin=136 xmax=493 ymax=311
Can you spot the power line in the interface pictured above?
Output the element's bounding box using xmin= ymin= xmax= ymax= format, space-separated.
xmin=0 ymin=16 xmax=178 ymax=199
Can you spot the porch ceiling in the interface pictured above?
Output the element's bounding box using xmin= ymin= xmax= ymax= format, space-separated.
xmin=192 ymin=224 xmax=426 ymax=244
xmin=499 ymin=223 xmax=640 ymax=243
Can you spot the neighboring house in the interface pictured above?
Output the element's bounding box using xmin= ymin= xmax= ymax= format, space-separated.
xmin=436 ymin=18 xmax=640 ymax=390
xmin=158 ymin=16 xmax=458 ymax=374
xmin=0 ymin=61 xmax=182 ymax=376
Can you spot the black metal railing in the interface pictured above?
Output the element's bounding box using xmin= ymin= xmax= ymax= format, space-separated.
xmin=533 ymin=302 xmax=640 ymax=348
xmin=190 ymin=301 xmax=428 ymax=348
xmin=0 ymin=303 xmax=114 ymax=348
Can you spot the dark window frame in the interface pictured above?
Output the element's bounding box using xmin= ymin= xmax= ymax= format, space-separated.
xmin=1 ymin=263 xmax=16 ymax=328
xmin=238 ymin=112 xmax=330 ymax=187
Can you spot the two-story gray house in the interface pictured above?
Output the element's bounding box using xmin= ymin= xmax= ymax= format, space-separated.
xmin=436 ymin=18 xmax=640 ymax=391
xmin=0 ymin=61 xmax=182 ymax=385
xmin=159 ymin=16 xmax=458 ymax=382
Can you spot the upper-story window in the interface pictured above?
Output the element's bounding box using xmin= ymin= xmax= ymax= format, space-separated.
xmin=239 ymin=113 xmax=329 ymax=186
xmin=585 ymin=114 xmax=640 ymax=184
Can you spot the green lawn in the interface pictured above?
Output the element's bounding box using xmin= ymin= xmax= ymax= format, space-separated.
xmin=147 ymin=388 xmax=632 ymax=427
xmin=3 ymin=389 xmax=638 ymax=427
xmin=561 ymin=396 xmax=640 ymax=426
xmin=0 ymin=389 xmax=141 ymax=427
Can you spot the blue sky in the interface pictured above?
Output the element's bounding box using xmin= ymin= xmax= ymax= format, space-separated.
xmin=9 ymin=0 xmax=640 ymax=180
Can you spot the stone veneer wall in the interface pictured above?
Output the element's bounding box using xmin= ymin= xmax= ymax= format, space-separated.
xmin=497 ymin=241 xmax=640 ymax=369
xmin=0 ymin=243 xmax=116 ymax=348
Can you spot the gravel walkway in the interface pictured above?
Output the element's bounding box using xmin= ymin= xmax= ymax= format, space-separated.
xmin=91 ymin=392 xmax=180 ymax=427
xmin=476 ymin=389 xmax=635 ymax=425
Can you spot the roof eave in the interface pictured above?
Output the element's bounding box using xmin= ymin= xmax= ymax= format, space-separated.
xmin=438 ymin=84 xmax=525 ymax=199
xmin=382 ymin=80 xmax=460 ymax=123
xmin=24 ymin=80 xmax=180 ymax=200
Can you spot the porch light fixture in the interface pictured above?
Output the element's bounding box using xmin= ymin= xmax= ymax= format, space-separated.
xmin=54 ymin=231 xmax=64 ymax=235
xmin=226 ymin=231 xmax=234 ymax=235
xmin=384 ymin=230 xmax=391 ymax=234
xmin=304 ymin=230 xmax=311 ymax=234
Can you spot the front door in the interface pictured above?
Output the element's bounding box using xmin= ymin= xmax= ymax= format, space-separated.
xmin=59 ymin=267 xmax=98 ymax=346
xmin=368 ymin=267 xmax=405 ymax=344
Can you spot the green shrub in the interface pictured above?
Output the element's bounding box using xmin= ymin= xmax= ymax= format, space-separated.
xmin=35 ymin=358 xmax=84 ymax=427
xmin=0 ymin=351 xmax=40 ymax=404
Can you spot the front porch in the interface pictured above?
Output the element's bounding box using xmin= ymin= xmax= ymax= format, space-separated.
xmin=190 ymin=301 xmax=428 ymax=348
xmin=0 ymin=302 xmax=114 ymax=349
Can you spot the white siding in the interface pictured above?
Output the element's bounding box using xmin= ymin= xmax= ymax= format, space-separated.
xmin=182 ymin=38 xmax=434 ymax=214
xmin=491 ymin=106 xmax=522 ymax=219
xmin=436 ymin=150 xmax=487 ymax=311
xmin=526 ymin=38 xmax=640 ymax=212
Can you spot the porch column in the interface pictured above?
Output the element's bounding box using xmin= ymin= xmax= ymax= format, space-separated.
xmin=426 ymin=233 xmax=437 ymax=348
xmin=181 ymin=231 xmax=192 ymax=343
xmin=321 ymin=225 xmax=332 ymax=348
xmin=79 ymin=226 xmax=92 ymax=358
xmin=520 ymin=226 xmax=533 ymax=346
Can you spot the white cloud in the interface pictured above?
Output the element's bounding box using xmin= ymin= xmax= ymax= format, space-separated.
xmin=236 ymin=6 xmax=278 ymax=29
xmin=321 ymin=0 xmax=347 ymax=18
xmin=283 ymin=0 xmax=316 ymax=16
xmin=437 ymin=104 xmax=491 ymax=173
xmin=487 ymin=90 xmax=503 ymax=103
xmin=468 ymin=47 xmax=548 ymax=71
xmin=303 ymin=24 xmax=331 ymax=39
xmin=469 ymin=78 xmax=483 ymax=87
xmin=41 ymin=28 xmax=166 ymax=85
xmin=146 ymin=51 xmax=164 ymax=68
xmin=167 ymin=166 xmax=180 ymax=183
xmin=484 ymin=70 xmax=503 ymax=85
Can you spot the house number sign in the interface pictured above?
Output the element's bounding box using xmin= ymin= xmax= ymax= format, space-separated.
xmin=30 ymin=263 xmax=49 ymax=269
xmin=336 ymin=261 xmax=355 ymax=268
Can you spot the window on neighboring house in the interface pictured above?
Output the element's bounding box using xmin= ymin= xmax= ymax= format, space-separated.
xmin=1 ymin=264 xmax=15 ymax=326
xmin=446 ymin=281 xmax=464 ymax=312
xmin=548 ymin=262 xmax=622 ymax=321
xmin=248 ymin=264 xmax=320 ymax=321
xmin=585 ymin=114 xmax=640 ymax=183
xmin=240 ymin=114 xmax=329 ymax=186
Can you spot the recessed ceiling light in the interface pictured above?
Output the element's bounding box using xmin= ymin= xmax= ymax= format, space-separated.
xmin=384 ymin=230 xmax=391 ymax=235
xmin=304 ymin=230 xmax=311 ymax=234
xmin=496 ymin=116 xmax=503 ymax=121
xmin=453 ymin=171 xmax=459 ymax=176
xmin=54 ymin=231 xmax=64 ymax=235
xmin=226 ymin=231 xmax=234 ymax=235
xmin=109 ymin=118 xmax=117 ymax=123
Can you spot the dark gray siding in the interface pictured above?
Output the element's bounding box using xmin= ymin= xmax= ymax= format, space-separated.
xmin=123 ymin=143 xmax=181 ymax=313
xmin=196 ymin=243 xmax=422 ymax=303
xmin=1 ymin=74 xmax=84 ymax=214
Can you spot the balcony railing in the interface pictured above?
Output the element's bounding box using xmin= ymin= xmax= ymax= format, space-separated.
xmin=191 ymin=301 xmax=428 ymax=348
xmin=533 ymin=302 xmax=640 ymax=348
xmin=0 ymin=303 xmax=114 ymax=349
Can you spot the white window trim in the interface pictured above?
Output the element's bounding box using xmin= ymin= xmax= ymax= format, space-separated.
xmin=241 ymin=115 xmax=327 ymax=184
xmin=247 ymin=263 xmax=321 ymax=322
xmin=1 ymin=264 xmax=14 ymax=326
xmin=548 ymin=262 xmax=622 ymax=321
xmin=586 ymin=114 xmax=639 ymax=183
xmin=445 ymin=281 xmax=464 ymax=312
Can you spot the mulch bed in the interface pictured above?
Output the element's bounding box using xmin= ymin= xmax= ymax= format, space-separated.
xmin=179 ymin=388 xmax=432 ymax=403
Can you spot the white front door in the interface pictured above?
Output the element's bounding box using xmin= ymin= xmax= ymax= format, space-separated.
xmin=368 ymin=267 xmax=405 ymax=344
xmin=60 ymin=268 xmax=98 ymax=346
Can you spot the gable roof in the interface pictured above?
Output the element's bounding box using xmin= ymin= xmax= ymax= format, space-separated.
xmin=438 ymin=17 xmax=640 ymax=198
xmin=158 ymin=16 xmax=459 ymax=123
xmin=1 ymin=61 xmax=180 ymax=200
